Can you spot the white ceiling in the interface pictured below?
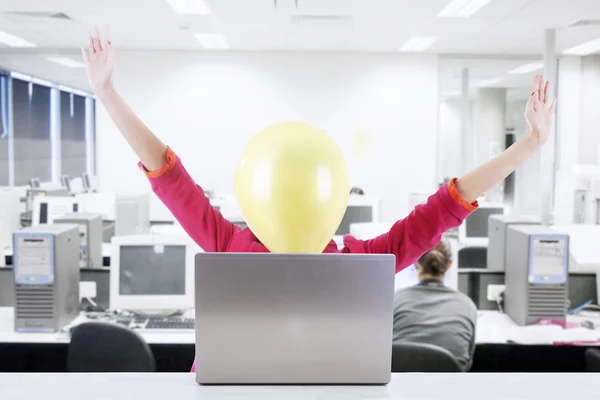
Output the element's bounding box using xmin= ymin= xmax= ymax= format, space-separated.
xmin=0 ymin=0 xmax=599 ymax=53
xmin=0 ymin=0 xmax=598 ymax=93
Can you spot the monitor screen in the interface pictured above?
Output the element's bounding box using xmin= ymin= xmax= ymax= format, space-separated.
xmin=81 ymin=173 xmax=90 ymax=190
xmin=530 ymin=238 xmax=567 ymax=277
xmin=395 ymin=264 xmax=456 ymax=290
xmin=119 ymin=245 xmax=186 ymax=295
xmin=336 ymin=206 xmax=373 ymax=235
xmin=465 ymin=207 xmax=504 ymax=238
xmin=61 ymin=175 xmax=71 ymax=191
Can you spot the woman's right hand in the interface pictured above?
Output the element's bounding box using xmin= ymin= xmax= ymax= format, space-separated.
xmin=81 ymin=26 xmax=114 ymax=96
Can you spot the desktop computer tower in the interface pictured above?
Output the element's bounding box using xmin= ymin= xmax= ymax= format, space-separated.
xmin=115 ymin=193 xmax=150 ymax=236
xmin=505 ymin=225 xmax=569 ymax=326
xmin=13 ymin=224 xmax=80 ymax=332
xmin=487 ymin=215 xmax=539 ymax=272
xmin=55 ymin=213 xmax=102 ymax=269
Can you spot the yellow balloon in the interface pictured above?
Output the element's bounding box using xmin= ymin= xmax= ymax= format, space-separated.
xmin=234 ymin=121 xmax=349 ymax=253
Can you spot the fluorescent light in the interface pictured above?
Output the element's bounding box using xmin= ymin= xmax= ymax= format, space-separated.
xmin=44 ymin=56 xmax=85 ymax=68
xmin=473 ymin=77 xmax=503 ymax=87
xmin=0 ymin=31 xmax=36 ymax=47
xmin=508 ymin=61 xmax=543 ymax=74
xmin=399 ymin=36 xmax=439 ymax=52
xmin=166 ymin=0 xmax=210 ymax=14
xmin=563 ymin=38 xmax=600 ymax=55
xmin=437 ymin=0 xmax=492 ymax=17
xmin=195 ymin=33 xmax=229 ymax=49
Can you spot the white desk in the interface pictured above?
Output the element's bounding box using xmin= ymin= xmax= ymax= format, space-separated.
xmin=476 ymin=310 xmax=600 ymax=344
xmin=1 ymin=373 xmax=599 ymax=399
xmin=0 ymin=307 xmax=195 ymax=345
xmin=1 ymin=307 xmax=600 ymax=346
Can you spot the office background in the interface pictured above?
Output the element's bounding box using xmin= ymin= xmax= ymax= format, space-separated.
xmin=1 ymin=0 xmax=600 ymax=376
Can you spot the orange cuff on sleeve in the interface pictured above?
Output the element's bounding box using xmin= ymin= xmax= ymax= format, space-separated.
xmin=140 ymin=147 xmax=176 ymax=179
xmin=447 ymin=178 xmax=478 ymax=212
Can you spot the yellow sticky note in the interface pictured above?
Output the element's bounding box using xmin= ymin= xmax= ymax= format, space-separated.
xmin=352 ymin=128 xmax=371 ymax=156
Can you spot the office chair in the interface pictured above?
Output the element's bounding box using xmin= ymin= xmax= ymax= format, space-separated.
xmin=391 ymin=342 xmax=462 ymax=372
xmin=68 ymin=322 xmax=156 ymax=372
xmin=585 ymin=348 xmax=600 ymax=372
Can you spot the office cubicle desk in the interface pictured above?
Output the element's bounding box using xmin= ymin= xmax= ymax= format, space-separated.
xmin=1 ymin=307 xmax=600 ymax=373
xmin=458 ymin=269 xmax=599 ymax=311
xmin=2 ymin=373 xmax=599 ymax=399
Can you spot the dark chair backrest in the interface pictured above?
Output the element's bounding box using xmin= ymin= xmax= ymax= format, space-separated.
xmin=392 ymin=342 xmax=462 ymax=372
xmin=585 ymin=348 xmax=600 ymax=372
xmin=68 ymin=321 xmax=156 ymax=372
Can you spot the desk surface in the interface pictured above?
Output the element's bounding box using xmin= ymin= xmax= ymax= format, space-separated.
xmin=0 ymin=307 xmax=195 ymax=344
xmin=1 ymin=307 xmax=600 ymax=346
xmin=1 ymin=373 xmax=599 ymax=399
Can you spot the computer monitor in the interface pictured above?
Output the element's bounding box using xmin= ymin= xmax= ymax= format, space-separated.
xmin=81 ymin=172 xmax=91 ymax=192
xmin=349 ymin=222 xmax=393 ymax=240
xmin=459 ymin=204 xmax=505 ymax=247
xmin=60 ymin=175 xmax=71 ymax=192
xmin=394 ymin=237 xmax=459 ymax=291
xmin=335 ymin=196 xmax=380 ymax=236
xmin=109 ymin=235 xmax=197 ymax=313
xmin=30 ymin=177 xmax=41 ymax=189
xmin=32 ymin=196 xmax=79 ymax=226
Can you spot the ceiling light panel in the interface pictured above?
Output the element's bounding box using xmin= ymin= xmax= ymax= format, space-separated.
xmin=45 ymin=56 xmax=85 ymax=68
xmin=0 ymin=31 xmax=36 ymax=47
xmin=508 ymin=61 xmax=543 ymax=74
xmin=563 ymin=38 xmax=600 ymax=56
xmin=437 ymin=0 xmax=493 ymax=17
xmin=399 ymin=36 xmax=439 ymax=52
xmin=166 ymin=0 xmax=211 ymax=14
xmin=195 ymin=33 xmax=229 ymax=49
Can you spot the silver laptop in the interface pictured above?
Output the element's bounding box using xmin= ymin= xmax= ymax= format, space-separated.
xmin=194 ymin=253 xmax=395 ymax=385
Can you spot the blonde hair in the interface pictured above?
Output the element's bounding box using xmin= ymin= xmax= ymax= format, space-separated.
xmin=416 ymin=239 xmax=452 ymax=277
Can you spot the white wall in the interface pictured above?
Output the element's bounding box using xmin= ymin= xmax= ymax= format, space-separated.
xmin=96 ymin=51 xmax=440 ymax=222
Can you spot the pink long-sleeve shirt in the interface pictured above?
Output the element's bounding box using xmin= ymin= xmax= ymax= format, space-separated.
xmin=140 ymin=148 xmax=478 ymax=372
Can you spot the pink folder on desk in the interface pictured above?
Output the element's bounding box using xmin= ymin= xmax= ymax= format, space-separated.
xmin=534 ymin=318 xmax=578 ymax=329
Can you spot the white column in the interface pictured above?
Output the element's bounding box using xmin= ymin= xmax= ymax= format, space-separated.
xmin=460 ymin=68 xmax=470 ymax=176
xmin=541 ymin=29 xmax=557 ymax=225
xmin=6 ymin=77 xmax=14 ymax=186
xmin=50 ymin=87 xmax=61 ymax=183
xmin=85 ymin=97 xmax=95 ymax=176
xmin=554 ymin=56 xmax=582 ymax=225
xmin=470 ymin=87 xmax=507 ymax=202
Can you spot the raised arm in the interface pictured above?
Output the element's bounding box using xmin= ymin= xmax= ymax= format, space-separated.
xmin=81 ymin=26 xmax=166 ymax=170
xmin=82 ymin=26 xmax=238 ymax=252
xmin=349 ymin=75 xmax=555 ymax=272
xmin=455 ymin=75 xmax=556 ymax=202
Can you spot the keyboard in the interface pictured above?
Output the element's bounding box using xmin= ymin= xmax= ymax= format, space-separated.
xmin=116 ymin=316 xmax=195 ymax=330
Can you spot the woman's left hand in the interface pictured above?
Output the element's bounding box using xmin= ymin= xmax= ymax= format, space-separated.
xmin=524 ymin=74 xmax=557 ymax=148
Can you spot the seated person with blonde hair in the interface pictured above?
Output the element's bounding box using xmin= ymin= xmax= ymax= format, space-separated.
xmin=393 ymin=239 xmax=477 ymax=371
